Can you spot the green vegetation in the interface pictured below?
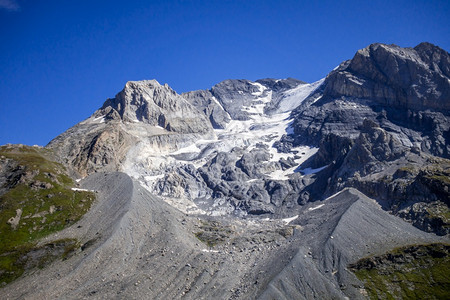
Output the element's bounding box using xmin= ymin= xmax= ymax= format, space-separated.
xmin=0 ymin=145 xmax=95 ymax=286
xmin=0 ymin=238 xmax=79 ymax=285
xmin=426 ymin=202 xmax=450 ymax=224
xmin=423 ymin=158 xmax=450 ymax=185
xmin=396 ymin=164 xmax=417 ymax=175
xmin=350 ymin=243 xmax=450 ymax=299
xmin=426 ymin=174 xmax=450 ymax=184
xmin=194 ymin=220 xmax=234 ymax=247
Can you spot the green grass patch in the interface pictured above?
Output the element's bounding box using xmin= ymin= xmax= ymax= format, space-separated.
xmin=0 ymin=145 xmax=94 ymax=287
xmin=426 ymin=203 xmax=450 ymax=224
xmin=0 ymin=238 xmax=79 ymax=286
xmin=350 ymin=243 xmax=450 ymax=299
xmin=426 ymin=174 xmax=450 ymax=184
xmin=194 ymin=220 xmax=233 ymax=247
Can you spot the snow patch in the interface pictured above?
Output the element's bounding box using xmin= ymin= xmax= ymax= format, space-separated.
xmin=324 ymin=190 xmax=346 ymax=201
xmin=171 ymin=143 xmax=201 ymax=155
xmin=308 ymin=204 xmax=324 ymax=211
xmin=91 ymin=116 xmax=106 ymax=124
xmin=201 ymin=249 xmax=219 ymax=253
xmin=71 ymin=188 xmax=94 ymax=192
xmin=276 ymin=78 xmax=324 ymax=113
xmin=246 ymin=179 xmax=259 ymax=183
xmin=267 ymin=146 xmax=319 ymax=180
xmin=299 ymin=165 xmax=327 ymax=175
xmin=250 ymin=82 xmax=267 ymax=96
xmin=282 ymin=215 xmax=298 ymax=224
xmin=348 ymin=77 xmax=364 ymax=86
xmin=144 ymin=174 xmax=165 ymax=182
xmin=311 ymin=95 xmax=323 ymax=104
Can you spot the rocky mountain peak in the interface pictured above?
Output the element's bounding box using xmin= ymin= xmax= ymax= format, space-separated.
xmin=47 ymin=79 xmax=215 ymax=177
xmin=322 ymin=42 xmax=450 ymax=112
xmin=414 ymin=42 xmax=450 ymax=77
xmin=96 ymin=79 xmax=212 ymax=134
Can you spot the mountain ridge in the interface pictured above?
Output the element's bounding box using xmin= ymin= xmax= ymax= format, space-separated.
xmin=44 ymin=42 xmax=450 ymax=230
xmin=1 ymin=42 xmax=449 ymax=299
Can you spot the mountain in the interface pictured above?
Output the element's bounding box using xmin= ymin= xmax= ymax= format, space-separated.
xmin=291 ymin=42 xmax=450 ymax=235
xmin=47 ymin=80 xmax=214 ymax=177
xmin=1 ymin=43 xmax=449 ymax=299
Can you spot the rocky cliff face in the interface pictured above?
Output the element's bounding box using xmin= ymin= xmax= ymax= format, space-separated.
xmin=293 ymin=43 xmax=450 ymax=156
xmin=291 ymin=42 xmax=450 ymax=234
xmin=323 ymin=42 xmax=450 ymax=111
xmin=182 ymin=77 xmax=308 ymax=126
xmin=181 ymin=89 xmax=231 ymax=129
xmin=47 ymin=80 xmax=214 ymax=177
xmin=98 ymin=80 xmax=212 ymax=134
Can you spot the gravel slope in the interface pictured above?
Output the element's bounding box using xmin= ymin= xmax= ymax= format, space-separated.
xmin=1 ymin=173 xmax=446 ymax=299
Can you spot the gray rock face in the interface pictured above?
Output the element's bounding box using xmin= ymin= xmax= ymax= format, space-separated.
xmin=293 ymin=43 xmax=450 ymax=158
xmin=47 ymin=80 xmax=214 ymax=176
xmin=47 ymin=121 xmax=135 ymax=177
xmin=290 ymin=42 xmax=450 ymax=235
xmin=292 ymin=97 xmax=378 ymax=145
xmin=323 ymin=42 xmax=450 ymax=111
xmin=182 ymin=89 xmax=231 ymax=129
xmin=256 ymin=77 xmax=305 ymax=92
xmin=308 ymin=120 xmax=450 ymax=235
xmin=338 ymin=119 xmax=407 ymax=177
xmin=194 ymin=148 xmax=304 ymax=215
xmin=210 ymin=79 xmax=263 ymax=120
xmin=98 ymin=80 xmax=212 ymax=134
xmin=184 ymin=78 xmax=306 ymax=123
xmin=0 ymin=156 xmax=20 ymax=196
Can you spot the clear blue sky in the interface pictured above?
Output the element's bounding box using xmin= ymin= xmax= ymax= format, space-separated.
xmin=1 ymin=0 xmax=449 ymax=146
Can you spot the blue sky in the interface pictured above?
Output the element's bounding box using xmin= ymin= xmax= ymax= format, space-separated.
xmin=0 ymin=0 xmax=449 ymax=146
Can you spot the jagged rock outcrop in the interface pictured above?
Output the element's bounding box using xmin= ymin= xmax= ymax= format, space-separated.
xmin=293 ymin=42 xmax=450 ymax=157
xmin=47 ymin=80 xmax=214 ymax=176
xmin=182 ymin=89 xmax=231 ymax=129
xmin=256 ymin=77 xmax=305 ymax=92
xmin=209 ymin=79 xmax=266 ymax=120
xmin=184 ymin=78 xmax=307 ymax=124
xmin=97 ymin=80 xmax=212 ymax=134
xmin=323 ymin=42 xmax=450 ymax=111
xmin=290 ymin=42 xmax=450 ymax=234
xmin=195 ymin=148 xmax=303 ymax=215
xmin=310 ymin=120 xmax=450 ymax=235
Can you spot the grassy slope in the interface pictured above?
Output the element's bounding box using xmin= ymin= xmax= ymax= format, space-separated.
xmin=350 ymin=243 xmax=450 ymax=299
xmin=0 ymin=145 xmax=95 ymax=286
